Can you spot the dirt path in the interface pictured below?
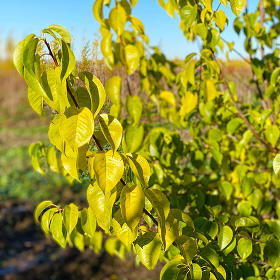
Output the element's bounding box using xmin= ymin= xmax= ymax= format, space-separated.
xmin=0 ymin=200 xmax=162 ymax=280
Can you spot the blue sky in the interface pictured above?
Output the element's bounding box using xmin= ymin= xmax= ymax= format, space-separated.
xmin=0 ymin=0 xmax=258 ymax=60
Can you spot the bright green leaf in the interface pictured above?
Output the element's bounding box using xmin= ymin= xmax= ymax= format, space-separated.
xmin=218 ymin=225 xmax=233 ymax=250
xmin=237 ymin=238 xmax=252 ymax=259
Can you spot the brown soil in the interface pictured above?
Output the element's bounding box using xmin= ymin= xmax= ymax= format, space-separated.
xmin=0 ymin=200 xmax=162 ymax=280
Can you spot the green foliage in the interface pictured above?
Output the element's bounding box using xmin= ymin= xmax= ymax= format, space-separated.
xmin=13 ymin=0 xmax=280 ymax=278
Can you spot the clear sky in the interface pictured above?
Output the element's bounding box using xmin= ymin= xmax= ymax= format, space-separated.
xmin=0 ymin=0 xmax=258 ymax=60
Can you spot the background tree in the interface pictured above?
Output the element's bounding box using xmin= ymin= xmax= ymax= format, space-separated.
xmin=13 ymin=0 xmax=280 ymax=279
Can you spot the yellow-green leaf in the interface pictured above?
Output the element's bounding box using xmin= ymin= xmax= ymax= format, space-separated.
xmin=205 ymin=80 xmax=221 ymax=102
xmin=159 ymin=91 xmax=176 ymax=108
xmin=144 ymin=188 xmax=170 ymax=246
xmin=90 ymin=231 xmax=103 ymax=254
xmin=230 ymin=0 xmax=245 ymax=16
xmin=265 ymin=124 xmax=280 ymax=147
xmin=43 ymin=24 xmax=72 ymax=44
xmin=28 ymin=87 xmax=43 ymax=116
xmin=42 ymin=67 xmax=69 ymax=113
xmin=218 ymin=225 xmax=233 ymax=250
xmin=179 ymin=92 xmax=198 ymax=118
xmin=28 ymin=142 xmax=45 ymax=174
xmin=109 ymin=5 xmax=127 ymax=36
xmin=92 ymin=0 xmax=104 ymax=23
xmin=273 ymin=154 xmax=280 ymax=175
xmin=105 ymin=237 xmax=126 ymax=259
xmin=110 ymin=103 xmax=121 ymax=118
xmin=112 ymin=209 xmax=137 ymax=248
xmin=50 ymin=212 xmax=66 ymax=248
xmin=160 ymin=259 xmax=185 ymax=280
xmin=98 ymin=114 xmax=123 ymax=153
xmin=61 ymin=152 xmax=79 ymax=180
xmin=100 ymin=27 xmax=114 ymax=67
xmin=129 ymin=16 xmax=145 ymax=34
xmin=191 ymin=263 xmax=203 ymax=280
xmin=130 ymin=0 xmax=138 ymax=7
xmin=60 ymin=40 xmax=76 ymax=81
xmin=214 ymin=10 xmax=227 ymax=31
xmin=126 ymin=153 xmax=150 ymax=186
xmin=46 ymin=146 xmax=60 ymax=173
xmin=63 ymin=203 xmax=79 ymax=237
xmin=122 ymin=124 xmax=144 ymax=153
xmin=81 ymin=207 xmax=96 ymax=238
xmin=87 ymin=182 xmax=117 ymax=233
xmin=48 ymin=114 xmax=65 ymax=152
xmin=13 ymin=34 xmax=35 ymax=77
xmin=219 ymin=0 xmax=227 ymax=7
xmin=126 ymin=95 xmax=143 ymax=124
xmin=61 ymin=107 xmax=94 ymax=150
xmin=75 ymin=86 xmax=92 ymax=110
xmin=105 ymin=76 xmax=122 ymax=104
xmin=34 ymin=200 xmax=54 ymax=224
xmin=124 ymin=44 xmax=140 ymax=75
xmin=164 ymin=211 xmax=180 ymax=250
xmin=120 ymin=185 xmax=145 ymax=229
xmin=92 ymin=150 xmax=124 ymax=194
xmin=200 ymin=246 xmax=219 ymax=268
xmin=71 ymin=229 xmax=85 ymax=251
xmin=203 ymin=0 xmax=213 ymax=11
xmin=79 ymin=72 xmax=106 ymax=118
xmin=237 ymin=238 xmax=252 ymax=259
xmin=134 ymin=232 xmax=161 ymax=270
xmin=41 ymin=208 xmax=57 ymax=236
xmin=176 ymin=235 xmax=197 ymax=264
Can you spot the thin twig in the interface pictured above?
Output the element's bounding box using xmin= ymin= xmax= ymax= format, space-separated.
xmin=44 ymin=39 xmax=58 ymax=67
xmin=143 ymin=208 xmax=158 ymax=226
xmin=126 ymin=76 xmax=132 ymax=96
xmin=67 ymin=83 xmax=80 ymax=108
xmin=92 ymin=134 xmax=103 ymax=151
xmin=44 ymin=39 xmax=79 ymax=108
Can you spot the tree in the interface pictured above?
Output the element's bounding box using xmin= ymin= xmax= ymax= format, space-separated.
xmin=13 ymin=0 xmax=280 ymax=278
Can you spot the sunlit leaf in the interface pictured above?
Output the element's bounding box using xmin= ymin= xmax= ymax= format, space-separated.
xmin=120 ymin=185 xmax=145 ymax=229
xmin=98 ymin=114 xmax=123 ymax=153
xmin=134 ymin=232 xmax=161 ymax=270
xmin=105 ymin=75 xmax=122 ymax=104
xmin=92 ymin=150 xmax=124 ymax=193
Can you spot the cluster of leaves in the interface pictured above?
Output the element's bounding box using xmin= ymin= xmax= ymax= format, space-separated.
xmin=12 ymin=0 xmax=280 ymax=279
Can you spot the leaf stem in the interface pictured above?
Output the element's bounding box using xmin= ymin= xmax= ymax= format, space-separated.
xmin=44 ymin=39 xmax=79 ymax=108
xmin=66 ymin=82 xmax=80 ymax=108
xmin=143 ymin=208 xmax=158 ymax=226
xmin=44 ymin=39 xmax=58 ymax=67
xmin=126 ymin=76 xmax=132 ymax=96
xmin=92 ymin=134 xmax=103 ymax=151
